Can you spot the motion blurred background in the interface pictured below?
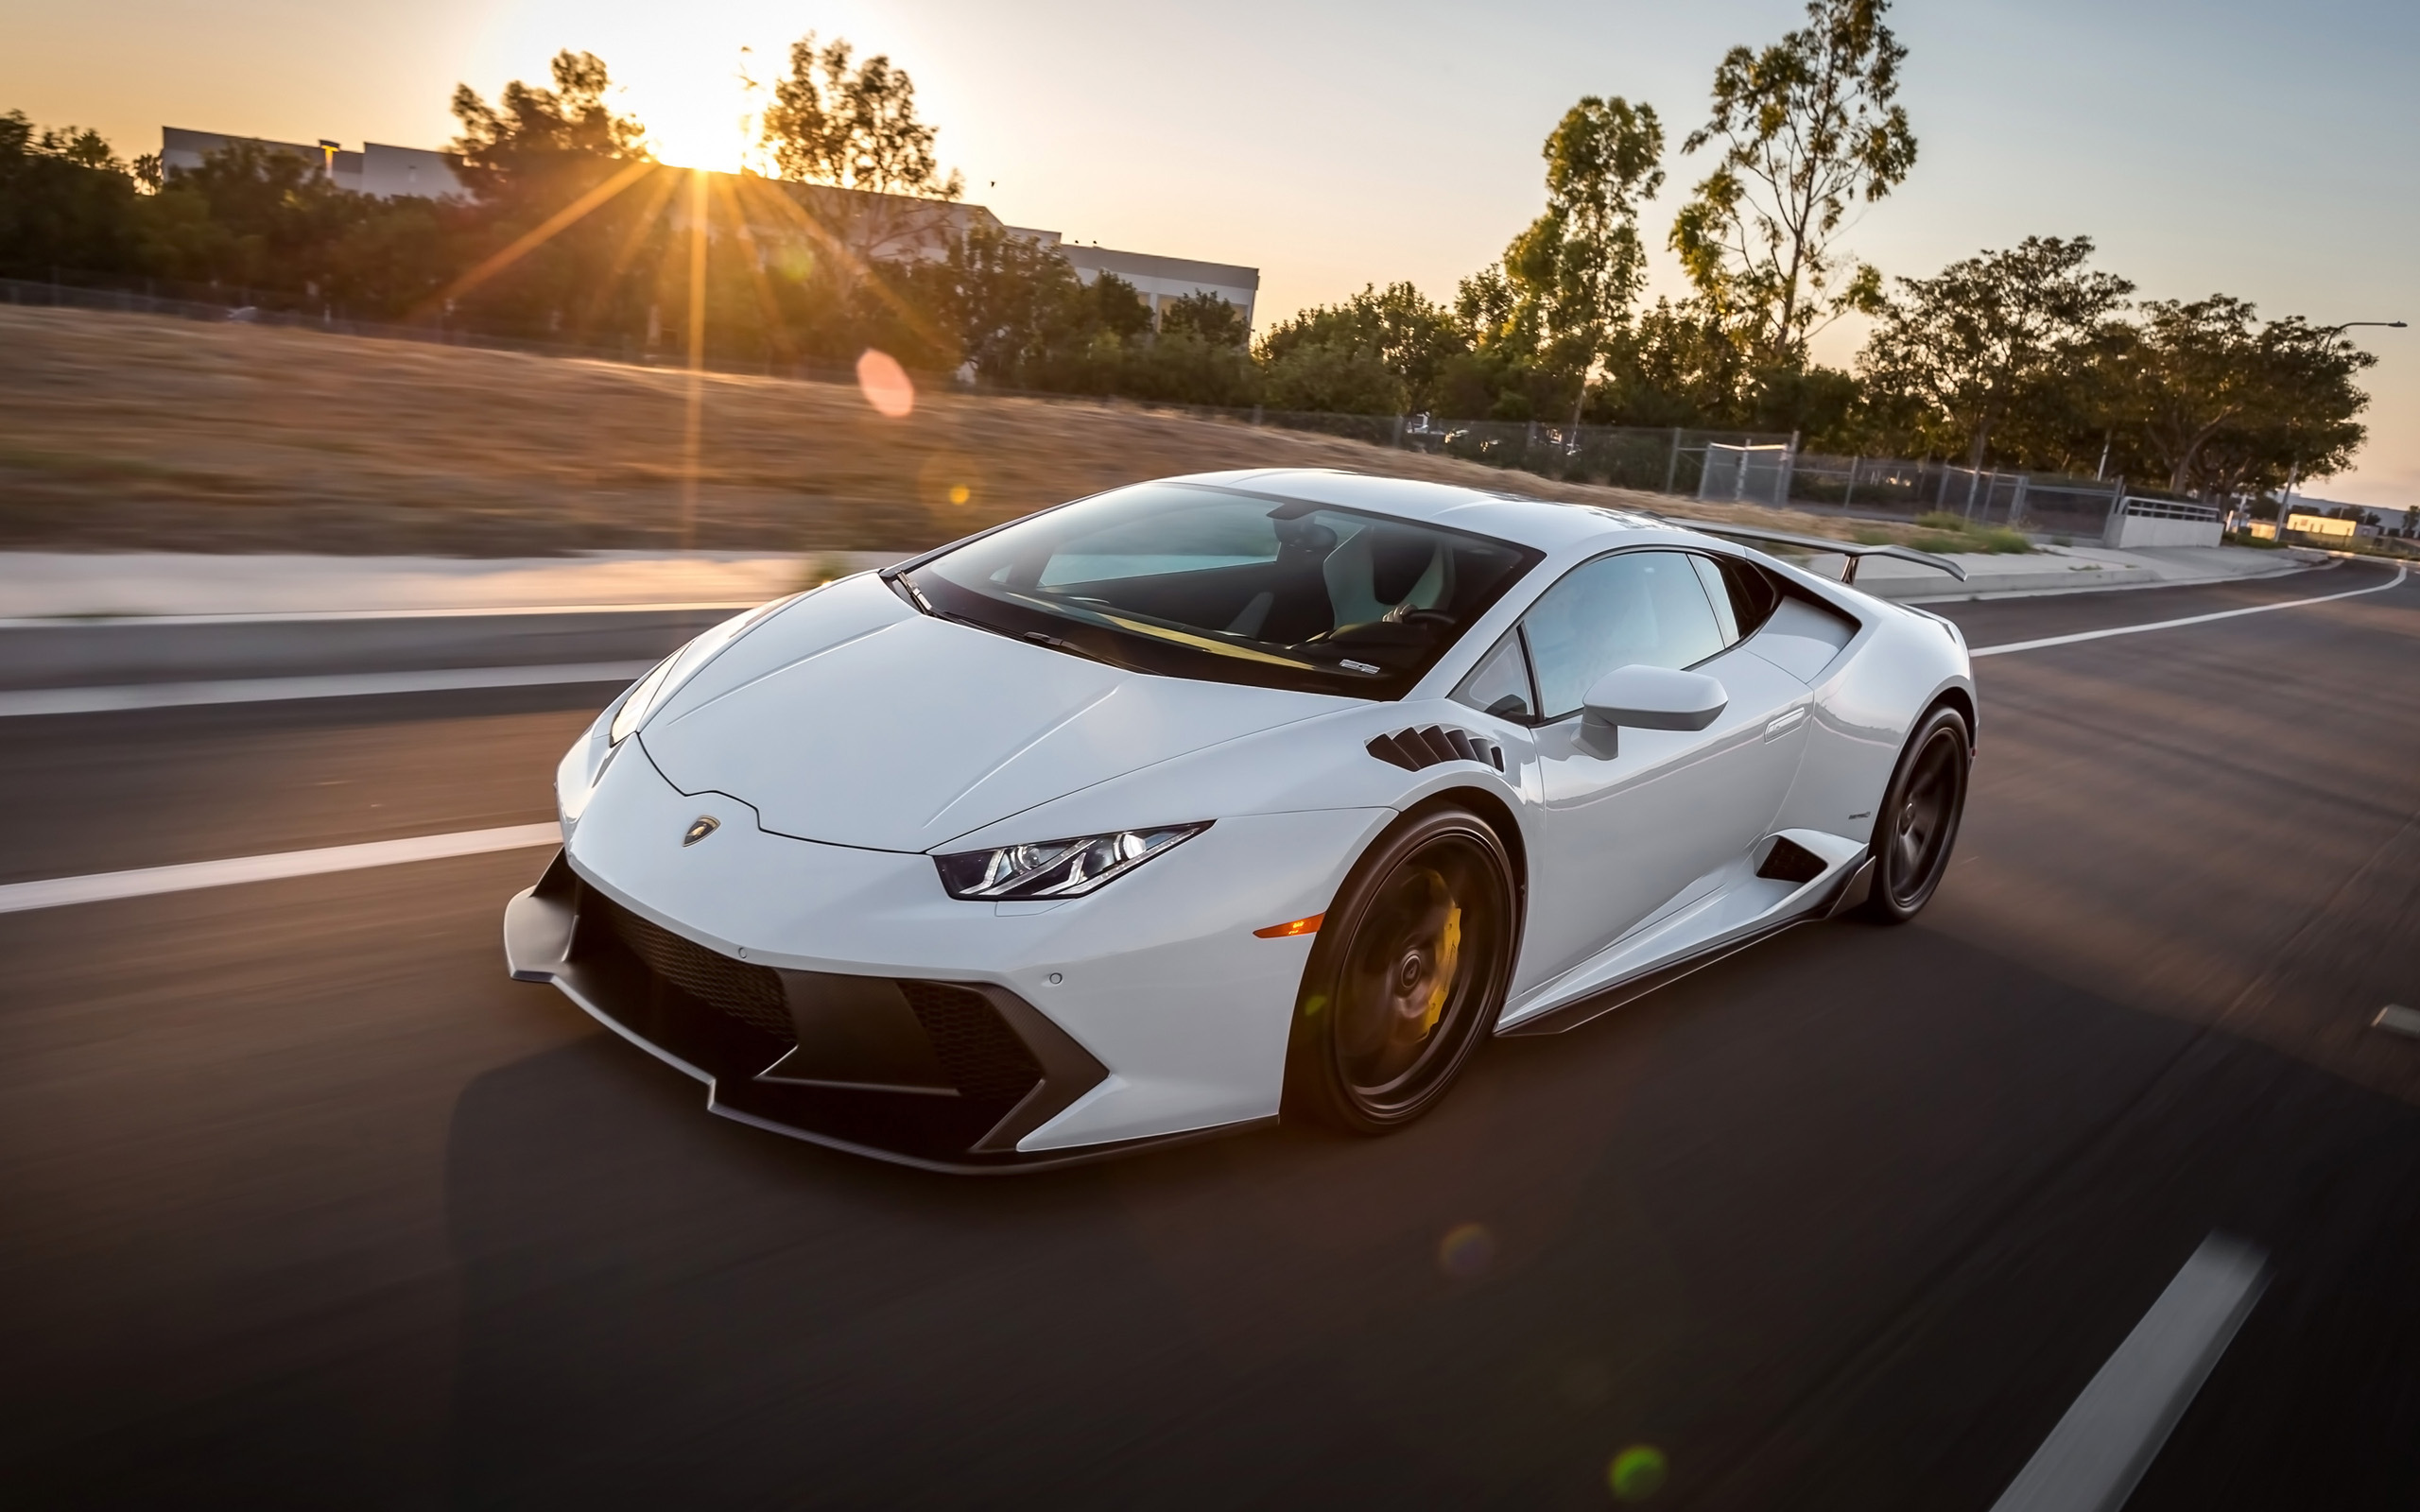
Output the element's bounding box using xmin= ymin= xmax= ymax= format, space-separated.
xmin=4 ymin=4 xmax=2419 ymax=1507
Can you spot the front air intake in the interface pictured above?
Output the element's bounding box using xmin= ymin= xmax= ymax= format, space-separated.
xmin=600 ymin=896 xmax=795 ymax=1044
xmin=1367 ymin=726 xmax=1505 ymax=774
xmin=898 ymin=981 xmax=1045 ymax=1110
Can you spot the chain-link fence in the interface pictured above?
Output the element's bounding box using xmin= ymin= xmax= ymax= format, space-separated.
xmin=1785 ymin=454 xmax=2131 ymax=541
xmin=1698 ymin=443 xmax=1794 ymax=508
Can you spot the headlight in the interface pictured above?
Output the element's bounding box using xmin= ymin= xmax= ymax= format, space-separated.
xmin=608 ymin=595 xmax=795 ymax=747
xmin=935 ymin=823 xmax=1210 ymax=901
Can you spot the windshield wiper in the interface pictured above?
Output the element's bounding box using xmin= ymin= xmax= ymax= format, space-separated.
xmin=899 ymin=573 xmax=1132 ymax=669
xmin=884 ymin=570 xmax=935 ymax=615
xmin=1021 ymin=629 xmax=1124 ymax=668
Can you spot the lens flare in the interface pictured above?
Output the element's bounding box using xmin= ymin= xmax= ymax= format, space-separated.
xmin=1437 ymin=1222 xmax=1495 ymax=1279
xmin=856 ymin=349 xmax=915 ymax=419
xmin=1608 ymin=1445 xmax=1668 ymax=1501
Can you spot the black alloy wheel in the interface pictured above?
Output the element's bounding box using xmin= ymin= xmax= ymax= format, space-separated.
xmin=1286 ymin=806 xmax=1517 ymax=1133
xmin=1861 ymin=704 xmax=1970 ymax=923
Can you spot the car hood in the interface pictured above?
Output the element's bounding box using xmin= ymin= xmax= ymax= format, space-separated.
xmin=638 ymin=576 xmax=1347 ymax=852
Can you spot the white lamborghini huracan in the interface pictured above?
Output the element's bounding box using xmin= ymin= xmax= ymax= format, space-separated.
xmin=505 ymin=470 xmax=1975 ymax=1170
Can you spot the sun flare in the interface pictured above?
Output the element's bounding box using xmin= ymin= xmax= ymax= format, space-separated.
xmin=623 ymin=77 xmax=753 ymax=173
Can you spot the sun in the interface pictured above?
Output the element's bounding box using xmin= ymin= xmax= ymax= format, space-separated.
xmin=623 ymin=75 xmax=754 ymax=173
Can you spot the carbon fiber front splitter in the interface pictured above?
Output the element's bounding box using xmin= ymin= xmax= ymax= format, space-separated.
xmin=504 ymin=850 xmax=1243 ymax=1173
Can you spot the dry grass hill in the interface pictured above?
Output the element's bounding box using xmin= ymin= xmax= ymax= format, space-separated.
xmin=1 ymin=304 xmax=1854 ymax=557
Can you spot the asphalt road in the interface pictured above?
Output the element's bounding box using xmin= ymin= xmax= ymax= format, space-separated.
xmin=4 ymin=558 xmax=2417 ymax=1509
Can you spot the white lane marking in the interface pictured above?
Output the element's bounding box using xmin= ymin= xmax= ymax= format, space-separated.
xmin=1990 ymin=1232 xmax=2268 ymax=1512
xmin=1972 ymin=565 xmax=2406 ymax=657
xmin=0 ymin=662 xmax=655 ymax=718
xmin=0 ymin=823 xmax=561 ymax=915
xmin=0 ymin=600 xmax=758 ymax=629
xmin=2372 ymin=1004 xmax=2420 ymax=1039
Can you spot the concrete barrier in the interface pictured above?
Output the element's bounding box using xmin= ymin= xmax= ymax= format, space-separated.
xmin=2107 ymin=497 xmax=2223 ymax=550
xmin=0 ymin=607 xmax=739 ymax=692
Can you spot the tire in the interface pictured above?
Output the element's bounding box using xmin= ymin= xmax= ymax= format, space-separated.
xmin=1284 ymin=806 xmax=1517 ymax=1134
xmin=1859 ymin=704 xmax=1970 ymax=923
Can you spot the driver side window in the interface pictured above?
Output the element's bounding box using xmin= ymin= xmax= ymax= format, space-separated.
xmin=1522 ymin=551 xmax=1726 ymax=720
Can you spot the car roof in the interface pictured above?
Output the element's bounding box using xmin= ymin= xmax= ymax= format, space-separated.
xmin=1170 ymin=467 xmax=1667 ymax=554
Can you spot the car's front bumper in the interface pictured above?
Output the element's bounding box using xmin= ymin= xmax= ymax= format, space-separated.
xmin=505 ymin=850 xmax=1204 ymax=1171
xmin=508 ymin=739 xmax=1383 ymax=1170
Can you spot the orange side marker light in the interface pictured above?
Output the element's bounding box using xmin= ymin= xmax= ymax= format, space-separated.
xmin=1253 ymin=913 xmax=1323 ymax=938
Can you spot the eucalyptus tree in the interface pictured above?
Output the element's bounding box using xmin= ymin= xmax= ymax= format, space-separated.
xmin=1501 ymin=96 xmax=1666 ymax=371
xmin=757 ymin=34 xmax=965 ymax=266
xmin=1669 ymin=0 xmax=1916 ymax=367
xmin=759 ymin=34 xmax=961 ymax=199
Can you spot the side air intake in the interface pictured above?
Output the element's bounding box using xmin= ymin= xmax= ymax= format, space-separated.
xmin=1367 ymin=726 xmax=1505 ymax=774
xmin=1755 ymin=835 xmax=1829 ymax=885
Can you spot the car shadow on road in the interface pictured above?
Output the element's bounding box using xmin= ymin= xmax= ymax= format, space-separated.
xmin=440 ymin=920 xmax=2420 ymax=1510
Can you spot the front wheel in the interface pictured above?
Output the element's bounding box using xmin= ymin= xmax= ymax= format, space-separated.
xmin=1285 ymin=807 xmax=1517 ymax=1134
xmin=1860 ymin=704 xmax=1970 ymax=923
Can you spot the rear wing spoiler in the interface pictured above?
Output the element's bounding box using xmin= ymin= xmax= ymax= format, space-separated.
xmin=1658 ymin=517 xmax=1967 ymax=585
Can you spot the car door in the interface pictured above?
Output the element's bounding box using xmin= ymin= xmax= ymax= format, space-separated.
xmin=1513 ymin=548 xmax=1812 ymax=992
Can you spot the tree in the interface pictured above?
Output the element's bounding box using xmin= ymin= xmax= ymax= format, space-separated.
xmin=1158 ymin=288 xmax=1246 ymax=348
xmin=1670 ymin=0 xmax=1915 ymax=366
xmin=1125 ymin=310 xmax=1259 ymax=405
xmin=1257 ymin=282 xmax=1466 ymax=411
xmin=2179 ymin=314 xmax=2370 ymax=502
xmin=0 ymin=112 xmax=143 ymax=278
xmin=450 ymin=50 xmax=648 ymax=192
xmin=945 ymin=223 xmax=1084 ymax=379
xmin=757 ymin=34 xmax=965 ymax=266
xmin=1592 ymin=297 xmax=1747 ymax=426
xmin=1858 ymin=235 xmax=2135 ymax=468
xmin=1258 ymin=339 xmax=1406 ymax=415
xmin=2117 ymin=298 xmax=2373 ymax=498
xmin=1453 ymin=265 xmax=1515 ymax=347
xmin=760 ymin=35 xmax=961 ymax=199
xmin=941 ymin=231 xmax=1238 ymax=398
xmin=443 ymin=55 xmax=666 ymax=339
xmin=2125 ymin=296 xmax=2273 ymax=495
xmin=1501 ymin=96 xmax=1664 ymax=369
xmin=143 ymin=140 xmax=344 ymax=289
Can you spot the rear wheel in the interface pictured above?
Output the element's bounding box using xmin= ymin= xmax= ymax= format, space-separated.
xmin=1285 ymin=807 xmax=1516 ymax=1133
xmin=1860 ymin=704 xmax=1970 ymax=923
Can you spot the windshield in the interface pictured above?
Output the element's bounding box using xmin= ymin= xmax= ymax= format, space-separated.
xmin=900 ymin=482 xmax=1544 ymax=698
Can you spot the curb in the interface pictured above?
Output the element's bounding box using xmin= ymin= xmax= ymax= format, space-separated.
xmin=1878 ymin=556 xmax=2328 ymax=605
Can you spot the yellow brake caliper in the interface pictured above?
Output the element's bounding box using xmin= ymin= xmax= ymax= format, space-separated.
xmin=1420 ymin=904 xmax=1462 ymax=1036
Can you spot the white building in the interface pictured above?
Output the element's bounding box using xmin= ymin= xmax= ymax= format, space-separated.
xmin=158 ymin=126 xmax=1258 ymax=328
xmin=160 ymin=127 xmax=465 ymax=200
xmin=1021 ymin=232 xmax=1258 ymax=330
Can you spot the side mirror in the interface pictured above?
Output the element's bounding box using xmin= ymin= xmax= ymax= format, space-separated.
xmin=1579 ymin=664 xmax=1728 ymax=755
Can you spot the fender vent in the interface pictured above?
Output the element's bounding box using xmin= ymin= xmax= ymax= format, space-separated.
xmin=1367 ymin=726 xmax=1505 ymax=774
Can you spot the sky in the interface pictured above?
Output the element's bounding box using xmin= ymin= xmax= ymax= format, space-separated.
xmin=8 ymin=0 xmax=2417 ymax=509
